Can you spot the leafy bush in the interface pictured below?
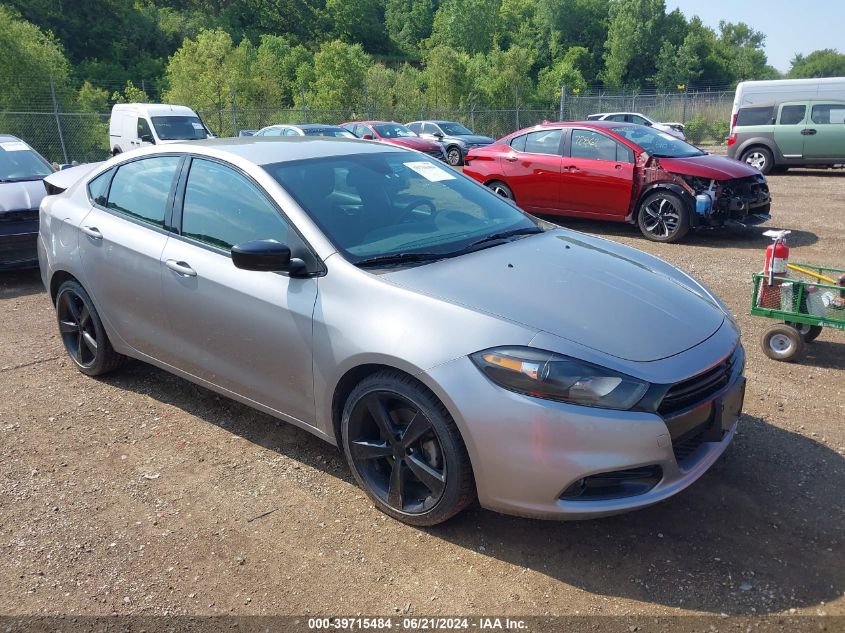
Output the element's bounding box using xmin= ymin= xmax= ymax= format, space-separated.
xmin=683 ymin=116 xmax=709 ymax=145
xmin=709 ymin=119 xmax=729 ymax=144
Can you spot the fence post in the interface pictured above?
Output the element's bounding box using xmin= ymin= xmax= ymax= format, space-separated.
xmin=470 ymin=103 xmax=475 ymax=131
xmin=301 ymin=86 xmax=308 ymax=123
xmin=49 ymin=75 xmax=69 ymax=164
xmin=516 ymin=106 xmax=520 ymax=130
xmin=230 ymin=84 xmax=238 ymax=135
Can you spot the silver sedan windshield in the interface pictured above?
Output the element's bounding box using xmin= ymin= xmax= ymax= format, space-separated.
xmin=263 ymin=152 xmax=539 ymax=263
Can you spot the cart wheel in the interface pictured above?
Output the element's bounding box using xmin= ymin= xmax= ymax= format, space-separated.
xmin=787 ymin=322 xmax=823 ymax=343
xmin=761 ymin=324 xmax=805 ymax=361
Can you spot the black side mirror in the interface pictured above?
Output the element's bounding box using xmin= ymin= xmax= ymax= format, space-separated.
xmin=231 ymin=240 xmax=306 ymax=274
xmin=140 ymin=134 xmax=155 ymax=143
xmin=432 ymin=131 xmax=444 ymax=139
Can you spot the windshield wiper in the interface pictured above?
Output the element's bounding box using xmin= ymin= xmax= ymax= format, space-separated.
xmin=0 ymin=176 xmax=45 ymax=183
xmin=456 ymin=226 xmax=543 ymax=254
xmin=354 ymin=252 xmax=446 ymax=268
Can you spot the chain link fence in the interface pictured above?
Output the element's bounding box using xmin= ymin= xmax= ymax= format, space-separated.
xmin=1 ymin=86 xmax=734 ymax=164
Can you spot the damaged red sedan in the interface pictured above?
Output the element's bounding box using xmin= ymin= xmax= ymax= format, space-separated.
xmin=463 ymin=121 xmax=771 ymax=243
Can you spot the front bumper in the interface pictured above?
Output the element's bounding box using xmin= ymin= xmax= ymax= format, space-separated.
xmin=0 ymin=211 xmax=39 ymax=269
xmin=425 ymin=346 xmax=743 ymax=520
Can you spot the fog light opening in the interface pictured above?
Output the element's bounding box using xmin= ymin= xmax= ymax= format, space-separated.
xmin=560 ymin=465 xmax=663 ymax=501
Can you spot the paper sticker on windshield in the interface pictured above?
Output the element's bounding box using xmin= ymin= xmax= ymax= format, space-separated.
xmin=0 ymin=141 xmax=29 ymax=152
xmin=404 ymin=161 xmax=455 ymax=182
xmin=191 ymin=122 xmax=204 ymax=130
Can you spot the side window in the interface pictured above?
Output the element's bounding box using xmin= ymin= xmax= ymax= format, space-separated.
xmin=617 ymin=143 xmax=635 ymax=164
xmin=736 ymin=106 xmax=775 ymax=126
xmin=106 ymin=156 xmax=180 ymax=227
xmin=779 ymin=105 xmax=806 ymax=125
xmin=284 ymin=128 xmax=299 ymax=136
xmin=137 ymin=117 xmax=152 ymax=138
xmin=87 ymin=169 xmax=113 ymax=206
xmin=407 ymin=122 xmax=421 ymax=134
xmin=570 ymin=129 xmax=623 ymax=162
xmin=181 ymin=158 xmax=290 ymax=251
xmin=811 ymin=103 xmax=845 ymax=125
xmin=523 ymin=129 xmax=562 ymax=155
xmin=630 ymin=115 xmax=649 ymax=125
xmin=264 ymin=127 xmax=283 ymax=137
xmin=607 ymin=114 xmax=627 ymax=122
xmin=510 ymin=134 xmax=527 ymax=152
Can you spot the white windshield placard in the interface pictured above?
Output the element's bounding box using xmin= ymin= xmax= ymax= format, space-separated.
xmin=0 ymin=141 xmax=30 ymax=152
xmin=191 ymin=122 xmax=204 ymax=130
xmin=404 ymin=161 xmax=455 ymax=182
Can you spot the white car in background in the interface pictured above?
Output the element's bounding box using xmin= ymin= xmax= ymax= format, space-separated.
xmin=587 ymin=112 xmax=686 ymax=140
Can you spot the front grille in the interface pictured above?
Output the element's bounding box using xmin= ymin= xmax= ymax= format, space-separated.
xmin=719 ymin=175 xmax=769 ymax=203
xmin=658 ymin=348 xmax=740 ymax=415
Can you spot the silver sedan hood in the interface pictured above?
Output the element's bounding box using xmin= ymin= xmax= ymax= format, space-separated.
xmin=0 ymin=179 xmax=48 ymax=213
xmin=384 ymin=229 xmax=724 ymax=362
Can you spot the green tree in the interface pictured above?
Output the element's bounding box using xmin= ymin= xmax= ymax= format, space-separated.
xmin=789 ymin=49 xmax=845 ymax=78
xmin=302 ymin=40 xmax=371 ymax=112
xmin=468 ymin=45 xmax=535 ymax=107
xmin=385 ymin=0 xmax=435 ymax=56
xmin=0 ymin=5 xmax=70 ymax=111
xmin=111 ymin=80 xmax=151 ymax=103
xmin=325 ymin=0 xmax=388 ymax=52
xmin=428 ymin=0 xmax=500 ymax=55
xmin=536 ymin=46 xmax=589 ymax=103
xmin=602 ymin=0 xmax=667 ymax=88
xmin=421 ymin=46 xmax=471 ymax=109
xmin=365 ymin=64 xmax=399 ymax=112
xmin=163 ymin=28 xmax=237 ymax=131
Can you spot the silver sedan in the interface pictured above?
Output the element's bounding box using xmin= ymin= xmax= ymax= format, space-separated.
xmin=38 ymin=137 xmax=745 ymax=525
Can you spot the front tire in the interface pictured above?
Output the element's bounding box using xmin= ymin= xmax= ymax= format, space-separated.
xmin=341 ymin=370 xmax=475 ymax=526
xmin=446 ymin=146 xmax=463 ymax=166
xmin=638 ymin=191 xmax=690 ymax=243
xmin=55 ymin=280 xmax=126 ymax=376
xmin=741 ymin=146 xmax=774 ymax=175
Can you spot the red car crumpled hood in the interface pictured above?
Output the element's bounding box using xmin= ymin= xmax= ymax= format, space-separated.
xmin=385 ymin=137 xmax=441 ymax=152
xmin=656 ymin=154 xmax=761 ymax=180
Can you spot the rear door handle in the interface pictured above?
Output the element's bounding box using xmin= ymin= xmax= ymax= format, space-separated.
xmin=801 ymin=128 xmax=817 ymax=135
xmin=165 ymin=259 xmax=197 ymax=277
xmin=505 ymin=155 xmax=518 ymax=162
xmin=80 ymin=225 xmax=102 ymax=240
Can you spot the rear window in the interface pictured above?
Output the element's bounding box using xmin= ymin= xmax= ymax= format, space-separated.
xmin=810 ymin=103 xmax=845 ymax=124
xmin=736 ymin=106 xmax=775 ymax=127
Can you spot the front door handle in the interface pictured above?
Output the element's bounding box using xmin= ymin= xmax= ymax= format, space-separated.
xmin=165 ymin=259 xmax=197 ymax=277
xmin=80 ymin=225 xmax=102 ymax=240
xmin=562 ymin=165 xmax=580 ymax=173
xmin=801 ymin=128 xmax=817 ymax=135
xmin=505 ymin=155 xmax=518 ymax=162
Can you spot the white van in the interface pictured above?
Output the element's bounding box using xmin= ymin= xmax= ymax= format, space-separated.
xmin=731 ymin=78 xmax=845 ymax=132
xmin=109 ymin=103 xmax=214 ymax=155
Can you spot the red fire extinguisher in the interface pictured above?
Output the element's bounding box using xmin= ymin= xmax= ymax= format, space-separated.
xmin=763 ymin=230 xmax=791 ymax=285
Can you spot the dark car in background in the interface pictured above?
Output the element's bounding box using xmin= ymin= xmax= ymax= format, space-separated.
xmin=0 ymin=135 xmax=54 ymax=269
xmin=406 ymin=120 xmax=494 ymax=166
xmin=340 ymin=121 xmax=446 ymax=161
xmin=463 ymin=122 xmax=770 ymax=243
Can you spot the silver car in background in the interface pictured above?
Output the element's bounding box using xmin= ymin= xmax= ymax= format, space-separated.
xmin=38 ymin=137 xmax=744 ymax=525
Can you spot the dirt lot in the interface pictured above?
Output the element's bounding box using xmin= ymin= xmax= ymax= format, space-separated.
xmin=1 ymin=169 xmax=843 ymax=620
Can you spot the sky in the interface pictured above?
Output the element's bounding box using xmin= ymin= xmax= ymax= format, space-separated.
xmin=664 ymin=0 xmax=844 ymax=73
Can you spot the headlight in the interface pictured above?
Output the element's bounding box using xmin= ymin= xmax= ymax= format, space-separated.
xmin=680 ymin=175 xmax=713 ymax=192
xmin=470 ymin=347 xmax=649 ymax=410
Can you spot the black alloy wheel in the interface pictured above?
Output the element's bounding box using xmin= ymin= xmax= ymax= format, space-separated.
xmin=341 ymin=371 xmax=474 ymax=526
xmin=487 ymin=180 xmax=514 ymax=201
xmin=638 ymin=191 xmax=690 ymax=243
xmin=55 ymin=280 xmax=125 ymax=376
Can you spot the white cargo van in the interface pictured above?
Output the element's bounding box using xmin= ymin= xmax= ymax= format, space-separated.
xmin=731 ymin=78 xmax=845 ymax=132
xmin=108 ymin=103 xmax=213 ymax=155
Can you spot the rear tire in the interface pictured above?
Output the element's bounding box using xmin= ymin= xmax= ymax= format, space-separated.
xmin=55 ymin=280 xmax=126 ymax=376
xmin=741 ymin=146 xmax=774 ymax=175
xmin=638 ymin=191 xmax=690 ymax=243
xmin=486 ymin=180 xmax=514 ymax=202
xmin=341 ymin=370 xmax=475 ymax=526
xmin=761 ymin=324 xmax=804 ymax=361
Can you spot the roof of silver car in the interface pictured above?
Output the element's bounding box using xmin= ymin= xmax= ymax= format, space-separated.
xmin=170 ymin=136 xmax=396 ymax=165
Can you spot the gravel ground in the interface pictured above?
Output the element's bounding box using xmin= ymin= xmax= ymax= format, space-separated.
xmin=0 ymin=169 xmax=843 ymax=620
